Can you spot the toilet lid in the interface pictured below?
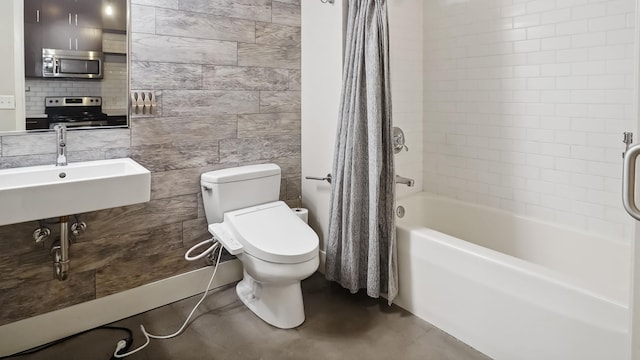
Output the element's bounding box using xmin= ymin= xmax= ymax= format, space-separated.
xmin=224 ymin=201 xmax=319 ymax=264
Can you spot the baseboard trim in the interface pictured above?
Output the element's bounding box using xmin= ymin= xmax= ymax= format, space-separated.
xmin=0 ymin=260 xmax=243 ymax=356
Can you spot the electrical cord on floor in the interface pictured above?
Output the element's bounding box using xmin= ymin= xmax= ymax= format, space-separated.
xmin=1 ymin=239 xmax=222 ymax=359
xmin=112 ymin=241 xmax=224 ymax=358
xmin=0 ymin=326 xmax=133 ymax=359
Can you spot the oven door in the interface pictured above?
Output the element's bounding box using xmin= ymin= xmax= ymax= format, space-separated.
xmin=42 ymin=49 xmax=104 ymax=79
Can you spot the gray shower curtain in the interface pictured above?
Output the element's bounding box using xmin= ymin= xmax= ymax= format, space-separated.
xmin=325 ymin=0 xmax=397 ymax=303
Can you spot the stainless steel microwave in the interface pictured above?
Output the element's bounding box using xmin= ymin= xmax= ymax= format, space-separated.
xmin=42 ymin=48 xmax=104 ymax=79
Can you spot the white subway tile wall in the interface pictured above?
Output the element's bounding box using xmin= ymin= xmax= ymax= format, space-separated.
xmin=389 ymin=0 xmax=424 ymax=198
xmin=103 ymin=33 xmax=127 ymax=54
xmin=102 ymin=60 xmax=128 ymax=112
xmin=25 ymin=79 xmax=100 ymax=116
xmin=423 ymin=0 xmax=635 ymax=241
xmin=25 ymin=60 xmax=128 ymax=116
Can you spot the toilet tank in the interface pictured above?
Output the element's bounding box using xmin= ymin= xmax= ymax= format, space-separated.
xmin=201 ymin=164 xmax=281 ymax=224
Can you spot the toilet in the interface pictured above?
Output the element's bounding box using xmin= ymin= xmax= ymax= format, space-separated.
xmin=201 ymin=164 xmax=319 ymax=329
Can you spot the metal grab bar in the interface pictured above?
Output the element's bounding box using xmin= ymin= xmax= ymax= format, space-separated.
xmin=623 ymin=143 xmax=640 ymax=221
xmin=305 ymin=173 xmax=416 ymax=187
xmin=306 ymin=174 xmax=332 ymax=184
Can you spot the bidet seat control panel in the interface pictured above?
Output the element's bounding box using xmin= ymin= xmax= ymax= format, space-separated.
xmin=208 ymin=223 xmax=243 ymax=255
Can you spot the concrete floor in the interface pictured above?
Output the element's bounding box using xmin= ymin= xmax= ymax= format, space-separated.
xmin=19 ymin=273 xmax=490 ymax=360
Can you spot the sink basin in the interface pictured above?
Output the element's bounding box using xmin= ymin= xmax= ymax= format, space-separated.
xmin=0 ymin=158 xmax=151 ymax=226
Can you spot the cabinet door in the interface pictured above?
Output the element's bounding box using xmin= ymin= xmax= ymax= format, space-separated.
xmin=41 ymin=0 xmax=102 ymax=28
xmin=42 ymin=24 xmax=74 ymax=50
xmin=69 ymin=0 xmax=102 ymax=28
xmin=24 ymin=0 xmax=43 ymax=24
xmin=75 ymin=27 xmax=103 ymax=51
xmin=41 ymin=0 xmax=73 ymax=26
xmin=26 ymin=117 xmax=50 ymax=130
xmin=102 ymin=0 xmax=126 ymax=32
xmin=43 ymin=26 xmax=103 ymax=52
xmin=24 ymin=23 xmax=43 ymax=77
xmin=34 ymin=0 xmax=103 ymax=53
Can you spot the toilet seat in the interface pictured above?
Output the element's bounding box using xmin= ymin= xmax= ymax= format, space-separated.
xmin=223 ymin=201 xmax=319 ymax=264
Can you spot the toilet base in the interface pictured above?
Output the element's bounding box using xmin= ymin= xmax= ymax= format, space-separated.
xmin=236 ymin=270 xmax=305 ymax=329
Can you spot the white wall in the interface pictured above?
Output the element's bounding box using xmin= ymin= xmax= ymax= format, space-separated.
xmin=301 ymin=0 xmax=345 ymax=269
xmin=389 ymin=0 xmax=424 ymax=198
xmin=0 ymin=0 xmax=18 ymax=131
xmin=423 ymin=0 xmax=636 ymax=242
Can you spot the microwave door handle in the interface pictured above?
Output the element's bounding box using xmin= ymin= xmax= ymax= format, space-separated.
xmin=53 ymin=59 xmax=60 ymax=76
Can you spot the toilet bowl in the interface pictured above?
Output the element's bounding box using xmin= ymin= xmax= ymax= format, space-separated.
xmin=236 ymin=254 xmax=319 ymax=329
xmin=201 ymin=164 xmax=319 ymax=329
xmin=210 ymin=201 xmax=319 ymax=329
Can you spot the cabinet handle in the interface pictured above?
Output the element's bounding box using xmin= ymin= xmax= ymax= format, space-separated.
xmin=69 ymin=38 xmax=72 ymax=50
xmin=69 ymin=13 xmax=72 ymax=25
xmin=36 ymin=10 xmax=39 ymax=23
xmin=75 ymin=38 xmax=78 ymax=50
xmin=75 ymin=14 xmax=78 ymax=26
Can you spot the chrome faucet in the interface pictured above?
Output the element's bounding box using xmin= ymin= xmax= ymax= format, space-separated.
xmin=395 ymin=175 xmax=415 ymax=187
xmin=54 ymin=124 xmax=67 ymax=166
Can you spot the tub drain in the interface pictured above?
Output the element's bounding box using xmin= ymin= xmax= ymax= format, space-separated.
xmin=396 ymin=206 xmax=405 ymax=218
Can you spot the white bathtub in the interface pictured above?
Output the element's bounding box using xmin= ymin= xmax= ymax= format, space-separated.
xmin=394 ymin=192 xmax=630 ymax=360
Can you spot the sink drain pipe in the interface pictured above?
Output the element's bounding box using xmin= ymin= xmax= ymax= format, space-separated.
xmin=34 ymin=215 xmax=87 ymax=281
xmin=51 ymin=216 xmax=70 ymax=281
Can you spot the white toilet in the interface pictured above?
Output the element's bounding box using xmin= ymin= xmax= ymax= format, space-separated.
xmin=201 ymin=164 xmax=319 ymax=329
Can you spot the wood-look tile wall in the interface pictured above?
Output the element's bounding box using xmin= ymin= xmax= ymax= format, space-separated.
xmin=0 ymin=0 xmax=301 ymax=326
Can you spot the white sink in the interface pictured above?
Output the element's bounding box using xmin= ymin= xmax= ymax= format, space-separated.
xmin=0 ymin=158 xmax=151 ymax=226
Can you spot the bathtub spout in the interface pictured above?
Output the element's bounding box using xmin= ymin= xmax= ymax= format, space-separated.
xmin=396 ymin=175 xmax=415 ymax=187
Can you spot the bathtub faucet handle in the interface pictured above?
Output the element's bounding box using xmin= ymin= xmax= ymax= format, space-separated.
xmin=395 ymin=175 xmax=415 ymax=187
xmin=393 ymin=127 xmax=408 ymax=154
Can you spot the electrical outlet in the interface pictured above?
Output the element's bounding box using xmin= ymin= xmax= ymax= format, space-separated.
xmin=0 ymin=95 xmax=16 ymax=110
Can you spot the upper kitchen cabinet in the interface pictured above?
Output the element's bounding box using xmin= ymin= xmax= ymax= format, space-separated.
xmin=24 ymin=0 xmax=43 ymax=77
xmin=40 ymin=0 xmax=103 ymax=51
xmin=102 ymin=0 xmax=126 ymax=32
xmin=42 ymin=24 xmax=102 ymax=51
xmin=41 ymin=0 xmax=102 ymax=29
xmin=24 ymin=0 xmax=43 ymax=23
xmin=24 ymin=0 xmax=109 ymax=77
xmin=24 ymin=23 xmax=43 ymax=77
